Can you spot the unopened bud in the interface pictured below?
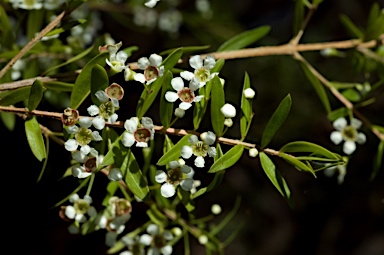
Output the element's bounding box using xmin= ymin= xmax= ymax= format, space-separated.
xmin=249 ymin=148 xmax=259 ymax=157
xmin=174 ymin=108 xmax=185 ymax=118
xmin=220 ymin=103 xmax=236 ymax=118
xmin=108 ymin=168 xmax=123 ymax=181
xmin=198 ymin=235 xmax=208 ymax=245
xmin=211 ymin=204 xmax=222 ymax=215
xmin=224 ymin=118 xmax=233 ymax=127
xmin=243 ymin=88 xmax=255 ymax=99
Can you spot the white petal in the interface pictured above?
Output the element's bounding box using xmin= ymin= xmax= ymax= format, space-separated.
xmin=144 ymin=0 xmax=159 ymax=8
xmin=72 ymin=151 xmax=88 ymax=163
xmin=194 ymin=156 xmax=205 ymax=168
xmin=147 ymin=223 xmax=159 ymax=235
xmin=124 ymin=118 xmax=139 ymax=133
xmin=343 ymin=141 xmax=356 ymax=155
xmin=189 ymin=55 xmax=203 ymax=70
xmin=116 ymin=51 xmax=128 ymax=63
xmin=200 ymin=131 xmax=216 ymax=145
xmin=141 ymin=117 xmax=154 ymax=129
xmin=108 ymin=168 xmax=123 ymax=181
xmin=122 ymin=132 xmax=135 ymax=147
xmin=87 ymin=206 xmax=97 ymax=217
xmin=155 ymin=170 xmax=167 ymax=183
xmin=333 ymin=117 xmax=347 ymax=131
xmin=92 ymin=116 xmax=106 ymax=130
xmin=180 ymin=71 xmax=195 ymax=81
xmin=64 ymin=139 xmax=78 ymax=151
xmin=330 ymin=131 xmax=343 ymax=145
xmin=72 ymin=166 xmax=91 ymax=178
xmin=161 ymin=183 xmax=176 ymax=198
xmin=67 ymin=125 xmax=79 ymax=134
xmin=87 ymin=105 xmax=100 ymax=116
xmin=188 ymin=135 xmax=199 ymax=144
xmin=95 ymin=90 xmax=109 ymax=103
xmin=134 ymin=73 xmax=146 ymax=83
xmin=194 ymin=95 xmax=204 ymax=102
xmin=351 ymin=118 xmax=362 ymax=129
xmin=79 ymin=117 xmax=92 ymax=128
xmin=75 ymin=214 xmax=87 ymax=223
xmin=181 ymin=145 xmax=193 ymax=159
xmin=111 ymin=98 xmax=119 ymax=108
xmin=220 ymin=103 xmax=236 ymax=118
xmin=69 ymin=193 xmax=79 ymax=202
xmin=92 ymin=131 xmax=103 ymax=141
xmin=356 ymin=132 xmax=366 ymax=144
xmin=161 ymin=245 xmax=173 ymax=255
xmin=80 ymin=145 xmax=91 ymax=155
xmin=65 ymin=206 xmax=76 ymax=219
xmin=136 ymin=142 xmax=148 ymax=147
xmin=189 ymin=78 xmax=200 ymax=91
xmin=108 ymin=113 xmax=118 ymax=124
xmin=84 ymin=195 xmax=93 ymax=204
xmin=203 ymin=55 xmax=216 ymax=69
xmin=179 ymin=102 xmax=192 ymax=110
xmin=168 ymin=161 xmax=180 ymax=169
xmin=208 ymin=147 xmax=216 ymax=157
xmin=139 ymin=234 xmax=152 ymax=246
xmin=68 ymin=224 xmax=79 ymax=234
xmin=105 ymin=231 xmax=118 ymax=247
xmin=137 ymin=57 xmax=150 ymax=69
xmin=180 ymin=179 xmax=194 ymax=191
xmin=149 ymin=54 xmax=162 ymax=67
xmin=171 ymin=77 xmax=184 ymax=91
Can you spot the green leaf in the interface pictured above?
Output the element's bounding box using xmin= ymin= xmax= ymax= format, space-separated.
xmin=280 ymin=141 xmax=340 ymax=160
xmin=364 ymin=8 xmax=384 ymax=41
xmin=70 ymin=51 xmax=108 ymax=109
xmin=279 ymin=152 xmax=316 ymax=176
xmin=91 ymin=64 xmax=109 ymax=106
xmin=27 ymin=10 xmax=44 ymax=39
xmin=339 ymin=14 xmax=364 ymax=39
xmin=370 ymin=140 xmax=384 ymax=181
xmin=217 ymin=26 xmax=270 ymax=52
xmin=122 ymin=149 xmax=149 ymax=200
xmin=25 ymin=117 xmax=47 ymax=161
xmin=42 ymin=44 xmax=94 ymax=76
xmin=293 ymin=0 xmax=305 ymax=35
xmin=260 ymin=94 xmax=291 ymax=148
xmin=210 ymin=75 xmax=225 ymax=137
xmin=44 ymin=19 xmax=86 ymax=38
xmin=178 ymin=188 xmax=195 ymax=212
xmin=28 ymin=79 xmax=44 ymax=111
xmin=259 ymin=152 xmax=293 ymax=206
xmin=146 ymin=204 xmax=169 ymax=226
xmin=156 ymin=134 xmax=192 ymax=166
xmin=327 ymin=107 xmax=348 ymax=122
xmin=162 ymin=48 xmax=183 ymax=71
xmin=208 ymin=145 xmax=244 ymax=173
xmin=366 ymin=2 xmax=380 ymax=30
xmin=102 ymin=181 xmax=119 ymax=206
xmin=159 ymin=70 xmax=174 ymax=128
xmin=0 ymin=112 xmax=16 ymax=131
xmin=341 ymin=88 xmax=361 ymax=102
xmin=298 ymin=61 xmax=331 ymax=113
xmin=136 ymin=75 xmax=165 ymax=119
xmin=42 ymin=81 xmax=74 ymax=92
xmin=0 ymin=87 xmax=31 ymax=106
xmin=191 ymin=170 xmax=225 ymax=199
xmin=240 ymin=72 xmax=253 ymax=139
xmin=102 ymin=134 xmax=123 ymax=166
xmin=0 ymin=5 xmax=14 ymax=48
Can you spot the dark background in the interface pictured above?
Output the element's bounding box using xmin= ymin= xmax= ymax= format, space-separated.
xmin=1 ymin=0 xmax=384 ymax=254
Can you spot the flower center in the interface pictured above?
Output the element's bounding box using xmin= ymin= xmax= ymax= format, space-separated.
xmin=114 ymin=199 xmax=132 ymax=216
xmin=134 ymin=128 xmax=152 ymax=143
xmin=144 ymin=66 xmax=159 ymax=81
xmin=167 ymin=168 xmax=184 ymax=185
xmin=342 ymin=125 xmax=358 ymax=141
xmin=75 ymin=128 xmax=93 ymax=146
xmin=178 ymin=88 xmax=195 ymax=103
xmin=152 ymin=234 xmax=166 ymax=248
xmin=106 ymin=83 xmax=124 ymax=100
xmin=74 ymin=199 xmax=90 ymax=215
xmin=99 ymin=101 xmax=115 ymax=119
xmin=85 ymin=157 xmax=97 ymax=173
xmin=192 ymin=141 xmax=209 ymax=157
xmin=195 ymin=67 xmax=210 ymax=83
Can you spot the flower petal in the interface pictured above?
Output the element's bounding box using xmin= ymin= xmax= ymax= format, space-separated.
xmin=155 ymin=170 xmax=167 ymax=183
xmin=161 ymin=183 xmax=176 ymax=198
xmin=194 ymin=156 xmax=205 ymax=168
xmin=134 ymin=73 xmax=146 ymax=83
xmin=343 ymin=140 xmax=356 ymax=155
xmin=180 ymin=145 xmax=193 ymax=159
xmin=200 ymin=131 xmax=216 ymax=145
xmin=65 ymin=206 xmax=76 ymax=219
xmin=137 ymin=57 xmax=150 ymax=70
xmin=64 ymin=139 xmax=78 ymax=151
xmin=124 ymin=117 xmax=139 ymax=133
xmin=356 ymin=132 xmax=366 ymax=144
xmin=180 ymin=71 xmax=195 ymax=81
xmin=149 ymin=54 xmax=162 ymax=67
xmin=181 ymin=178 xmax=194 ymax=191
xmin=92 ymin=116 xmax=106 ymax=130
xmin=87 ymin=105 xmax=100 ymax=116
xmin=95 ymin=90 xmax=109 ymax=103
xmin=333 ymin=117 xmax=347 ymax=131
xmin=122 ymin=132 xmax=135 ymax=147
xmin=171 ymin=77 xmax=184 ymax=91
xmin=330 ymin=131 xmax=343 ymax=145
xmin=189 ymin=55 xmax=203 ymax=70
xmin=179 ymin=102 xmax=192 ymax=110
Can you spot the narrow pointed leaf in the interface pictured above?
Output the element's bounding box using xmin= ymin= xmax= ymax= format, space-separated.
xmin=280 ymin=141 xmax=340 ymax=160
xmin=162 ymin=48 xmax=183 ymax=71
xmin=208 ymin=145 xmax=244 ymax=173
xmin=42 ymin=81 xmax=74 ymax=92
xmin=178 ymin=189 xmax=195 ymax=212
xmin=259 ymin=152 xmax=292 ymax=205
xmin=191 ymin=170 xmax=225 ymax=199
xmin=0 ymin=112 xmax=16 ymax=131
xmin=261 ymin=94 xmax=291 ymax=148
xmin=146 ymin=204 xmax=169 ymax=226
xmin=293 ymin=0 xmax=304 ymax=35
xmin=210 ymin=75 xmax=225 ymax=137
xmin=341 ymin=88 xmax=360 ymax=102
xmin=0 ymin=87 xmax=30 ymax=106
xmin=159 ymin=70 xmax=174 ymax=128
xmin=339 ymin=14 xmax=364 ymax=39
xmin=70 ymin=51 xmax=108 ymax=109
xmin=327 ymin=107 xmax=348 ymax=122
xmin=217 ymin=26 xmax=270 ymax=52
xmin=28 ymin=79 xmax=44 ymax=111
xmin=91 ymin=64 xmax=109 ymax=106
xmin=25 ymin=117 xmax=46 ymax=161
xmin=279 ymin=152 xmax=316 ymax=176
xmin=136 ymin=74 xmax=165 ymax=119
xmin=240 ymin=72 xmax=253 ymax=139
xmin=157 ymin=134 xmax=192 ymax=165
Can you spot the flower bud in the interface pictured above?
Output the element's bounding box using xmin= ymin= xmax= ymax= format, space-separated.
xmin=108 ymin=168 xmax=123 ymax=181
xmin=211 ymin=204 xmax=222 ymax=215
xmin=224 ymin=118 xmax=233 ymax=127
xmin=174 ymin=108 xmax=185 ymax=118
xmin=243 ymin=88 xmax=255 ymax=99
xmin=249 ymin=148 xmax=259 ymax=157
xmin=198 ymin=235 xmax=208 ymax=245
xmin=220 ymin=103 xmax=236 ymax=118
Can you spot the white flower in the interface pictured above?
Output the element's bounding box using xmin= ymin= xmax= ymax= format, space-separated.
xmin=12 ymin=0 xmax=43 ymax=10
xmin=122 ymin=117 xmax=155 ymax=147
xmin=181 ymin=132 xmax=216 ymax=168
xmin=155 ymin=160 xmax=195 ymax=198
xmin=145 ymin=0 xmax=160 ymax=8
xmin=249 ymin=148 xmax=259 ymax=157
xmin=105 ymin=42 xmax=128 ymax=73
xmin=243 ymin=88 xmax=256 ymax=99
xmin=64 ymin=117 xmax=102 ymax=154
xmin=140 ymin=224 xmax=173 ymax=255
xmin=65 ymin=194 xmax=97 ymax=223
xmin=220 ymin=103 xmax=236 ymax=118
xmin=120 ymin=236 xmax=145 ymax=255
xmin=180 ymin=55 xmax=216 ymax=87
xmin=72 ymin=154 xmax=104 ymax=179
xmin=330 ymin=117 xmax=366 ymax=155
xmin=87 ymin=89 xmax=120 ymax=130
xmin=134 ymin=54 xmax=164 ymax=85
xmin=165 ymin=77 xmax=204 ymax=110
